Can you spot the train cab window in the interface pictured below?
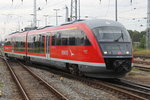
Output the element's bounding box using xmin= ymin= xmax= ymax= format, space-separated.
xmin=76 ymin=30 xmax=85 ymax=46
xmin=93 ymin=26 xmax=130 ymax=42
xmin=84 ymin=36 xmax=91 ymax=46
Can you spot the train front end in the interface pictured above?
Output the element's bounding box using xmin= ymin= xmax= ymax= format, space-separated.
xmin=84 ymin=19 xmax=133 ymax=78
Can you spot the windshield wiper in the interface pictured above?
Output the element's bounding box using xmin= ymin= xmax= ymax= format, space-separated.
xmin=114 ymin=32 xmax=124 ymax=42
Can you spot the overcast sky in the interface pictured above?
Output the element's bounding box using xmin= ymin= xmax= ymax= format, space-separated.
xmin=0 ymin=0 xmax=147 ymax=40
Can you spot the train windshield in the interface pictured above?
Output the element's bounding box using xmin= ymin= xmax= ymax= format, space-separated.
xmin=92 ymin=26 xmax=130 ymax=42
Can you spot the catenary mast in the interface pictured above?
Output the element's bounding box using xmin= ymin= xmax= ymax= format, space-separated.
xmin=33 ymin=0 xmax=37 ymax=28
xmin=147 ymin=0 xmax=150 ymax=49
xmin=70 ymin=0 xmax=80 ymax=21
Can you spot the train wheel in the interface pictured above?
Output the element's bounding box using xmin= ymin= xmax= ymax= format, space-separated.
xmin=68 ymin=64 xmax=79 ymax=75
xmin=25 ymin=57 xmax=32 ymax=65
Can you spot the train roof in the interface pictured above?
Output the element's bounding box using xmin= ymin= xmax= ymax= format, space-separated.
xmin=74 ymin=19 xmax=125 ymax=29
xmin=7 ymin=19 xmax=125 ymax=37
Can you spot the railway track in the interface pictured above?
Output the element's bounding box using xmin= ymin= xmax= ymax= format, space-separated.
xmin=133 ymin=65 xmax=150 ymax=72
xmin=101 ymin=79 xmax=150 ymax=99
xmin=0 ymin=51 xmax=69 ymax=100
xmin=134 ymin=60 xmax=150 ymax=65
xmin=134 ymin=55 xmax=150 ymax=65
xmin=1 ymin=48 xmax=149 ymax=100
xmin=29 ymin=63 xmax=148 ymax=100
xmin=134 ymin=55 xmax=150 ymax=72
xmin=134 ymin=55 xmax=150 ymax=59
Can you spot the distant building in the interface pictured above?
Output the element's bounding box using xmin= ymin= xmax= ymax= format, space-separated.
xmin=133 ymin=42 xmax=140 ymax=48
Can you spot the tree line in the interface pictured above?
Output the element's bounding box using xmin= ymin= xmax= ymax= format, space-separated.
xmin=128 ymin=30 xmax=146 ymax=49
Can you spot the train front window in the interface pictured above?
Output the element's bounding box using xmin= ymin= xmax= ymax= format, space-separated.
xmin=93 ymin=26 xmax=130 ymax=42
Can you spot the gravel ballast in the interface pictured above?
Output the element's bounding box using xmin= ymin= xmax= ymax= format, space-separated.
xmin=123 ymin=68 xmax=150 ymax=85
xmin=30 ymin=66 xmax=119 ymax=100
xmin=0 ymin=59 xmax=22 ymax=100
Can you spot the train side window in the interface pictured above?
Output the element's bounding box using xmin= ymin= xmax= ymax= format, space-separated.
xmin=4 ymin=38 xmax=7 ymax=45
xmin=13 ymin=36 xmax=25 ymax=52
xmin=47 ymin=35 xmax=50 ymax=47
xmin=39 ymin=35 xmax=45 ymax=53
xmin=37 ymin=34 xmax=41 ymax=52
xmin=76 ymin=30 xmax=84 ymax=46
xmin=32 ymin=36 xmax=35 ymax=52
xmin=28 ymin=35 xmax=34 ymax=52
xmin=33 ymin=36 xmax=36 ymax=48
xmin=27 ymin=36 xmax=29 ymax=52
xmin=52 ymin=33 xmax=56 ymax=46
xmin=5 ymin=38 xmax=7 ymax=42
xmin=5 ymin=38 xmax=11 ymax=45
xmin=61 ymin=31 xmax=68 ymax=46
xmin=34 ymin=35 xmax=38 ymax=53
xmin=56 ymin=32 xmax=61 ymax=45
xmin=68 ymin=30 xmax=75 ymax=46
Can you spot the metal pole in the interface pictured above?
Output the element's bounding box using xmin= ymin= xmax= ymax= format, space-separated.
xmin=79 ymin=0 xmax=80 ymax=20
xmin=70 ymin=0 xmax=73 ymax=21
xmin=37 ymin=20 xmax=40 ymax=27
xmin=53 ymin=9 xmax=60 ymax=25
xmin=115 ymin=0 xmax=118 ymax=21
xmin=75 ymin=0 xmax=77 ymax=20
xmin=44 ymin=15 xmax=48 ymax=26
xmin=70 ymin=0 xmax=78 ymax=21
xmin=65 ymin=6 xmax=69 ymax=22
xmin=56 ymin=9 xmax=58 ymax=25
xmin=33 ymin=0 xmax=37 ymax=28
xmin=147 ymin=0 xmax=150 ymax=49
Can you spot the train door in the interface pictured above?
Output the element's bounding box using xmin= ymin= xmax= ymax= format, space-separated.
xmin=46 ymin=32 xmax=50 ymax=58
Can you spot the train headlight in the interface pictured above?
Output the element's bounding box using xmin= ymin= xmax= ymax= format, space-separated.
xmin=126 ymin=51 xmax=129 ymax=54
xmin=104 ymin=51 xmax=108 ymax=54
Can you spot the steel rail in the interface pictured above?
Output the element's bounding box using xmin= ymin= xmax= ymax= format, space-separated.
xmin=134 ymin=55 xmax=150 ymax=59
xmin=102 ymin=79 xmax=150 ymax=99
xmin=0 ymin=49 xmax=69 ymax=100
xmin=1 ymin=49 xmax=148 ymax=100
xmin=30 ymin=64 xmax=147 ymax=100
xmin=19 ymin=62 xmax=69 ymax=100
xmin=120 ymin=79 xmax=150 ymax=89
xmin=88 ymin=79 xmax=148 ymax=100
xmin=133 ymin=65 xmax=150 ymax=72
xmin=0 ymin=50 xmax=30 ymax=100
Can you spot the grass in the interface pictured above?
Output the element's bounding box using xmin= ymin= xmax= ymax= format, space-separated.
xmin=134 ymin=48 xmax=150 ymax=56
xmin=132 ymin=67 xmax=139 ymax=71
xmin=127 ymin=72 xmax=138 ymax=76
xmin=147 ymin=72 xmax=150 ymax=74
xmin=132 ymin=67 xmax=150 ymax=75
xmin=0 ymin=83 xmax=3 ymax=88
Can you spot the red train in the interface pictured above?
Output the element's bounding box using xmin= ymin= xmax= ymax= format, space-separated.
xmin=4 ymin=19 xmax=133 ymax=78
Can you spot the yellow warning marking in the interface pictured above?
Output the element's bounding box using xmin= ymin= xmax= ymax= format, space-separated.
xmin=60 ymin=77 xmax=64 ymax=81
xmin=68 ymin=27 xmax=77 ymax=30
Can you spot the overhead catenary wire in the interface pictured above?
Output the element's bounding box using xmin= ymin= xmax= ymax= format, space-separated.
xmin=104 ymin=0 xmax=111 ymax=17
xmin=0 ymin=0 xmax=147 ymax=37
